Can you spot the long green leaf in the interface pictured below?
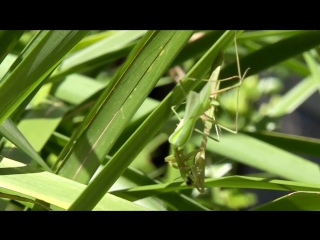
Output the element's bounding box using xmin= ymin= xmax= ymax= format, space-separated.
xmin=219 ymin=31 xmax=320 ymax=88
xmin=54 ymin=74 xmax=106 ymax=105
xmin=110 ymin=166 xmax=209 ymax=211
xmin=267 ymin=76 xmax=317 ymax=117
xmin=0 ymin=157 xmax=148 ymax=210
xmin=0 ymin=30 xmax=25 ymax=65
xmin=110 ymin=176 xmax=320 ymax=200
xmin=70 ymin=30 xmax=119 ymax=53
xmin=15 ymin=100 xmax=69 ymax=152
xmin=244 ymin=130 xmax=320 ymax=158
xmin=237 ymin=30 xmax=307 ymax=43
xmin=193 ymin=133 xmax=320 ymax=184
xmin=303 ymin=51 xmax=320 ymax=93
xmin=0 ymin=30 xmax=90 ymax=125
xmin=0 ymin=118 xmax=51 ymax=172
xmin=49 ymin=31 xmax=146 ymax=83
xmin=0 ymin=189 xmax=51 ymax=210
xmin=251 ymin=192 xmax=320 ymax=211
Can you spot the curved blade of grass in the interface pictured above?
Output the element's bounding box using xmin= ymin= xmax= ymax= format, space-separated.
xmin=237 ymin=38 xmax=310 ymax=77
xmin=0 ymin=118 xmax=51 ymax=172
xmin=0 ymin=35 xmax=61 ymax=123
xmin=267 ymin=76 xmax=317 ymax=117
xmin=170 ymin=30 xmax=308 ymax=72
xmin=0 ymin=30 xmax=90 ymax=125
xmin=171 ymin=31 xmax=225 ymax=66
xmin=162 ymin=193 xmax=210 ymax=211
xmin=70 ymin=30 xmax=118 ymax=53
xmin=0 ymin=157 xmax=148 ymax=210
xmin=60 ymin=96 xmax=160 ymax=162
xmin=281 ymin=58 xmax=309 ymax=77
xmin=1 ymin=31 xmax=47 ymax=83
xmin=219 ymin=31 xmax=320 ymax=88
xmin=107 ymin=98 xmax=160 ymax=157
xmin=237 ymin=30 xmax=308 ymax=43
xmin=54 ymin=74 xmax=106 ymax=105
xmin=49 ymin=132 xmax=69 ymax=148
xmin=18 ymin=100 xmax=68 ymax=153
xmin=251 ymin=191 xmax=320 ymax=211
xmin=244 ymin=130 xmax=320 ymax=158
xmin=68 ymin=30 xmax=241 ymax=210
xmin=263 ymin=50 xmax=320 ymax=118
xmin=303 ymin=51 xmax=320 ymax=93
xmin=0 ymin=51 xmax=47 ymax=123
xmin=171 ymin=30 xmax=243 ymax=68
xmin=0 ymin=30 xmax=25 ymax=65
xmin=61 ymin=30 xmax=146 ymax=70
xmin=49 ymin=43 xmax=135 ymax=84
xmin=53 ymin=97 xmax=159 ymax=168
xmin=109 ymin=175 xmax=320 ymax=200
xmin=193 ymin=133 xmax=320 ymax=184
xmin=0 ymin=54 xmax=16 ymax=80
xmin=0 ymin=189 xmax=52 ymax=210
xmin=110 ymin=166 xmax=209 ymax=211
xmin=58 ymin=31 xmax=194 ymax=183
xmin=48 ymin=31 xmax=145 ymax=83
xmin=10 ymin=74 xmax=56 ymax=123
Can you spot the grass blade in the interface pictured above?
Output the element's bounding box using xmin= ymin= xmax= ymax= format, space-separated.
xmin=0 ymin=157 xmax=148 ymax=210
xmin=0 ymin=30 xmax=25 ymax=64
xmin=219 ymin=31 xmax=320 ymax=88
xmin=110 ymin=176 xmax=320 ymax=200
xmin=193 ymin=133 xmax=320 ymax=184
xmin=49 ymin=31 xmax=146 ymax=82
xmin=251 ymin=192 xmax=320 ymax=211
xmin=0 ymin=30 xmax=90 ymax=125
xmin=267 ymin=77 xmax=317 ymax=117
xmin=244 ymin=130 xmax=320 ymax=158
xmin=0 ymin=118 xmax=51 ymax=172
xmin=303 ymin=51 xmax=320 ymax=93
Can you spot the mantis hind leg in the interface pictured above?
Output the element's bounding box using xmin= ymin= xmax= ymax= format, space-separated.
xmin=194 ymin=128 xmax=220 ymax=142
xmin=194 ymin=116 xmax=239 ymax=140
xmin=206 ymin=73 xmax=246 ymax=136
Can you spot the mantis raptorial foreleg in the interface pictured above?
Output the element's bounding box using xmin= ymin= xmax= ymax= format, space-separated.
xmin=165 ymin=147 xmax=202 ymax=181
xmin=189 ymin=31 xmax=249 ymax=193
xmin=166 ymin=31 xmax=249 ymax=194
xmin=165 ymin=146 xmax=206 ymax=193
xmin=167 ymin=70 xmax=242 ymax=192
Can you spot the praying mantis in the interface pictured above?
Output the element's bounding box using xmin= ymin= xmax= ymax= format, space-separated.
xmin=165 ymin=31 xmax=249 ymax=193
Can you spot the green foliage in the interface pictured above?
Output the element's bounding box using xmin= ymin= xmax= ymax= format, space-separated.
xmin=0 ymin=30 xmax=320 ymax=211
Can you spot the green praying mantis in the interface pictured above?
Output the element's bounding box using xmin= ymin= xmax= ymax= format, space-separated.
xmin=165 ymin=32 xmax=249 ymax=194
